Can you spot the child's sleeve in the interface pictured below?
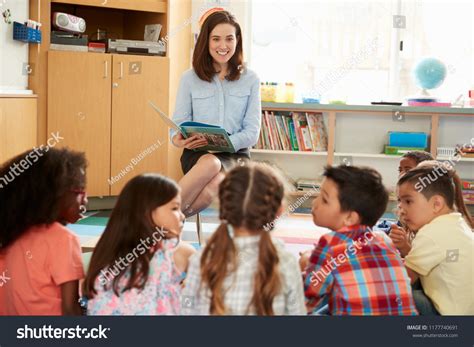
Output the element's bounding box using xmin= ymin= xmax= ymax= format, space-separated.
xmin=404 ymin=232 xmax=444 ymax=276
xmin=181 ymin=251 xmax=202 ymax=315
xmin=303 ymin=236 xmax=334 ymax=314
xmin=49 ymin=228 xmax=85 ymax=286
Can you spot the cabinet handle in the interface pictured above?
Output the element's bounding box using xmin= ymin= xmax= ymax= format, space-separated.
xmin=119 ymin=62 xmax=124 ymax=79
xmin=104 ymin=61 xmax=108 ymax=79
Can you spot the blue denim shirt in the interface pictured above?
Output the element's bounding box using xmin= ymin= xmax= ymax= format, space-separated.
xmin=171 ymin=68 xmax=261 ymax=151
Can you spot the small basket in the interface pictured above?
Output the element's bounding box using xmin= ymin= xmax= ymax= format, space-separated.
xmin=13 ymin=22 xmax=42 ymax=43
xmin=437 ymin=147 xmax=456 ymax=158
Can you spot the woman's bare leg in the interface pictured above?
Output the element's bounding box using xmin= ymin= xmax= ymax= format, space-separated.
xmin=178 ymin=154 xmax=221 ymax=215
xmin=184 ymin=171 xmax=225 ymax=216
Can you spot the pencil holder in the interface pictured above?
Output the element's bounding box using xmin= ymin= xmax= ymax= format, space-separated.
xmin=13 ymin=22 xmax=42 ymax=43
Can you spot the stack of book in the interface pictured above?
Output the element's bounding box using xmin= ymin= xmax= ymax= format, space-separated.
xmin=296 ymin=179 xmax=321 ymax=192
xmin=456 ymin=145 xmax=474 ymax=158
xmin=461 ymin=179 xmax=474 ymax=204
xmin=255 ymin=111 xmax=328 ymax=151
xmin=50 ymin=30 xmax=88 ymax=52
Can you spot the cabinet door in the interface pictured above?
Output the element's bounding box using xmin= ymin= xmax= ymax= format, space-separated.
xmin=48 ymin=51 xmax=112 ymax=197
xmin=0 ymin=98 xmax=37 ymax=163
xmin=110 ymin=54 xmax=169 ymax=195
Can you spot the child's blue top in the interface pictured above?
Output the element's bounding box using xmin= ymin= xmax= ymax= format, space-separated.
xmin=171 ymin=68 xmax=261 ymax=151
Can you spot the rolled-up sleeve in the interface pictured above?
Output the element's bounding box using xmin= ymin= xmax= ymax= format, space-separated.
xmin=229 ymin=76 xmax=261 ymax=151
xmin=170 ymin=74 xmax=193 ymax=143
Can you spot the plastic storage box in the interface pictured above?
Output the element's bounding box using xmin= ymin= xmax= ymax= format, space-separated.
xmin=13 ymin=22 xmax=42 ymax=43
xmin=388 ymin=132 xmax=428 ymax=148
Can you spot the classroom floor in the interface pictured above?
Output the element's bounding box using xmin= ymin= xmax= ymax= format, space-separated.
xmin=69 ymin=207 xmax=329 ymax=258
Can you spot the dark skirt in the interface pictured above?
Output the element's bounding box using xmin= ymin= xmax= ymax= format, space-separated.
xmin=180 ymin=148 xmax=251 ymax=174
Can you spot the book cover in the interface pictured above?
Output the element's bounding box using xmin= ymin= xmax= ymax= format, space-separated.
xmin=149 ymin=101 xmax=235 ymax=153
xmin=306 ymin=112 xmax=328 ymax=151
xmin=287 ymin=117 xmax=300 ymax=151
xmin=293 ymin=112 xmax=312 ymax=151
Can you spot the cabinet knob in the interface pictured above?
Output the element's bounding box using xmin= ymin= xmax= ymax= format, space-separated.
xmin=113 ymin=83 xmax=119 ymax=88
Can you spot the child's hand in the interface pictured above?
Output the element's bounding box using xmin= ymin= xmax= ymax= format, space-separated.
xmin=389 ymin=224 xmax=411 ymax=257
xmin=299 ymin=250 xmax=312 ymax=272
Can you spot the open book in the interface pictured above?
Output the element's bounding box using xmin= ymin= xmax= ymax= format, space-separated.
xmin=149 ymin=101 xmax=236 ymax=153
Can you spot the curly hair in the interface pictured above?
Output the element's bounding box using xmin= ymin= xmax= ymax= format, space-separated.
xmin=200 ymin=163 xmax=285 ymax=315
xmin=401 ymin=151 xmax=434 ymax=164
xmin=0 ymin=147 xmax=87 ymax=250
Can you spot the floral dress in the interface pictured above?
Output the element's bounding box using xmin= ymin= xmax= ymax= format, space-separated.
xmin=87 ymin=240 xmax=184 ymax=315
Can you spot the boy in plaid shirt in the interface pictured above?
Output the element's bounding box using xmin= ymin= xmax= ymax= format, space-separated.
xmin=301 ymin=165 xmax=417 ymax=315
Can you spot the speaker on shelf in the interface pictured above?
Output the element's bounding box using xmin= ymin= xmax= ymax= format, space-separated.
xmin=52 ymin=12 xmax=86 ymax=34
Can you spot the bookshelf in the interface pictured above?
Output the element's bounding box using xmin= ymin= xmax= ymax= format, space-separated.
xmin=252 ymin=102 xmax=474 ymax=209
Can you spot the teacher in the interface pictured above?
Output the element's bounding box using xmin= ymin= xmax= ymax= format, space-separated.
xmin=171 ymin=10 xmax=261 ymax=217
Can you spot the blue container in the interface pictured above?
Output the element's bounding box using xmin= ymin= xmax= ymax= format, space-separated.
xmin=388 ymin=132 xmax=428 ymax=148
xmin=13 ymin=22 xmax=42 ymax=43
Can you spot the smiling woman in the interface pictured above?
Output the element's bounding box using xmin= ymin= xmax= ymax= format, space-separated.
xmin=171 ymin=10 xmax=262 ymax=217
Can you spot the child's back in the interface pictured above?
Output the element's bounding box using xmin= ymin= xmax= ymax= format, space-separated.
xmin=0 ymin=222 xmax=84 ymax=315
xmin=183 ymin=236 xmax=304 ymax=315
xmin=88 ymin=239 xmax=184 ymax=315
xmin=305 ymin=225 xmax=417 ymax=315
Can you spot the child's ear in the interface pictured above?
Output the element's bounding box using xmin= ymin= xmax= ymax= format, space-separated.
xmin=275 ymin=204 xmax=284 ymax=219
xmin=343 ymin=211 xmax=361 ymax=227
xmin=431 ymin=195 xmax=446 ymax=213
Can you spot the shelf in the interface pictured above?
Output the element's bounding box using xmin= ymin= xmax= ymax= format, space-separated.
xmin=262 ymin=102 xmax=474 ymax=116
xmin=51 ymin=0 xmax=167 ymax=13
xmin=334 ymin=152 xmax=401 ymax=159
xmin=288 ymin=190 xmax=319 ymax=197
xmin=251 ymin=149 xmax=328 ymax=156
xmin=437 ymin=156 xmax=474 ymax=162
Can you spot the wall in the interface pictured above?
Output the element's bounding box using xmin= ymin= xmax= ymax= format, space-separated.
xmin=0 ymin=0 xmax=29 ymax=93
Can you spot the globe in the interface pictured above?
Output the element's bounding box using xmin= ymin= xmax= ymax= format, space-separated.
xmin=412 ymin=57 xmax=447 ymax=91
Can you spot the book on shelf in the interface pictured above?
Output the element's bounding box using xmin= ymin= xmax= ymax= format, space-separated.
xmin=255 ymin=111 xmax=328 ymax=152
xmin=149 ymin=101 xmax=235 ymax=153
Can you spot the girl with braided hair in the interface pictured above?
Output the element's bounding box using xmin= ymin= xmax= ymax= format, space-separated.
xmin=398 ymin=160 xmax=474 ymax=315
xmin=181 ymin=163 xmax=305 ymax=315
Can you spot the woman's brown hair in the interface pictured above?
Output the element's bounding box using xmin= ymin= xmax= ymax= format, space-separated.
xmin=193 ymin=10 xmax=243 ymax=82
xmin=83 ymin=174 xmax=180 ymax=298
xmin=200 ymin=163 xmax=285 ymax=315
xmin=398 ymin=160 xmax=473 ymax=228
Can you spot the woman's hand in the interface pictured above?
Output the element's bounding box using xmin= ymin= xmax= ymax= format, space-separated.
xmin=172 ymin=133 xmax=208 ymax=149
xmin=389 ymin=224 xmax=411 ymax=257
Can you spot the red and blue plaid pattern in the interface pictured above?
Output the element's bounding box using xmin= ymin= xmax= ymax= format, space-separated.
xmin=304 ymin=225 xmax=417 ymax=315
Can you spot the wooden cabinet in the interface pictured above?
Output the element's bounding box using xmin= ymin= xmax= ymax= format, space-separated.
xmin=0 ymin=96 xmax=37 ymax=163
xmin=51 ymin=0 xmax=167 ymax=13
xmin=110 ymin=54 xmax=169 ymax=194
xmin=48 ymin=51 xmax=112 ymax=196
xmin=48 ymin=51 xmax=169 ymax=196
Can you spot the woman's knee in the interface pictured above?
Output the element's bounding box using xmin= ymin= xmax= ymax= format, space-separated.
xmin=195 ymin=154 xmax=221 ymax=176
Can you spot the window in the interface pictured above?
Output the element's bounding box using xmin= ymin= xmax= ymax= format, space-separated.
xmin=249 ymin=0 xmax=473 ymax=104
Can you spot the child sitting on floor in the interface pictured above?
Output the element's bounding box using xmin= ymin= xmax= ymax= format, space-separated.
xmin=397 ymin=160 xmax=473 ymax=315
xmin=301 ymin=165 xmax=417 ymax=315
xmin=390 ymin=151 xmax=434 ymax=256
xmin=83 ymin=174 xmax=195 ymax=315
xmin=182 ymin=163 xmax=306 ymax=315
xmin=0 ymin=147 xmax=87 ymax=315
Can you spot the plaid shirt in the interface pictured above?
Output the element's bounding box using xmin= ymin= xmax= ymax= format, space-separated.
xmin=304 ymin=225 xmax=417 ymax=315
xmin=182 ymin=235 xmax=306 ymax=315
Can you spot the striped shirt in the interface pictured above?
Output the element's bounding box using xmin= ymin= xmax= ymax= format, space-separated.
xmin=181 ymin=235 xmax=306 ymax=315
xmin=304 ymin=225 xmax=417 ymax=315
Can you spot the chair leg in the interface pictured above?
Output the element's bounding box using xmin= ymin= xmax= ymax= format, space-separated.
xmin=196 ymin=212 xmax=203 ymax=245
